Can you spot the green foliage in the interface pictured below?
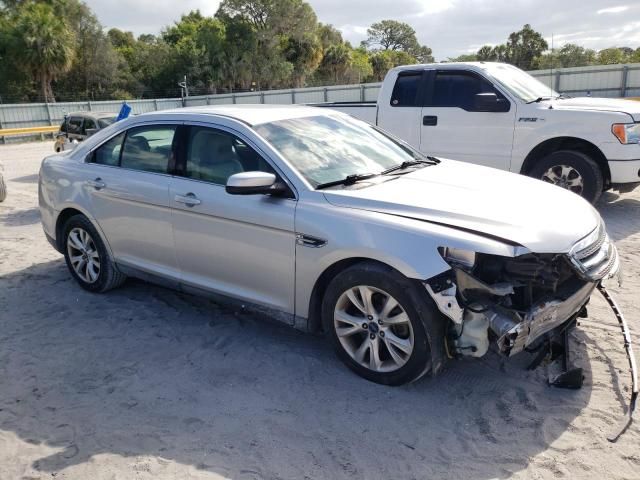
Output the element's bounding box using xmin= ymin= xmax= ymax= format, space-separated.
xmin=4 ymin=2 xmax=639 ymax=104
xmin=447 ymin=53 xmax=478 ymax=62
xmin=536 ymin=44 xmax=597 ymax=69
xmin=10 ymin=1 xmax=76 ymax=101
xmin=476 ymin=25 xmax=546 ymax=69
xmin=365 ymin=19 xmax=433 ymax=63
xmin=505 ymin=24 xmax=547 ymax=70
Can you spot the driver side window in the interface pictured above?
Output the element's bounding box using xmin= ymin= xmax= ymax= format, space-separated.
xmin=184 ymin=126 xmax=275 ymax=185
xmin=427 ymin=71 xmax=507 ymax=111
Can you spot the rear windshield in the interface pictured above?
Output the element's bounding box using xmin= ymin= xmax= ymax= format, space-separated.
xmin=98 ymin=117 xmax=116 ymax=128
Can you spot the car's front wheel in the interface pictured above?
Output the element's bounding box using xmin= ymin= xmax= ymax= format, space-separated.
xmin=62 ymin=215 xmax=126 ymax=292
xmin=322 ymin=262 xmax=443 ymax=386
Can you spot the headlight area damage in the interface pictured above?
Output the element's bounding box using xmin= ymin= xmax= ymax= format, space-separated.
xmin=424 ymin=226 xmax=637 ymax=442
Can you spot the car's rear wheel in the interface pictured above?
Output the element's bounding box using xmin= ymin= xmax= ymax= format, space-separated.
xmin=62 ymin=215 xmax=126 ymax=293
xmin=322 ymin=262 xmax=443 ymax=386
xmin=528 ymin=150 xmax=603 ymax=204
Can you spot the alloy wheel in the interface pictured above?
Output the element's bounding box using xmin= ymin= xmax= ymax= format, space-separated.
xmin=541 ymin=164 xmax=584 ymax=195
xmin=67 ymin=227 xmax=101 ymax=284
xmin=334 ymin=285 xmax=414 ymax=373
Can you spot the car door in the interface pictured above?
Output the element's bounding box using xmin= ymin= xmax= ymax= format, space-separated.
xmin=169 ymin=124 xmax=297 ymax=317
xmin=82 ymin=117 xmax=98 ymax=138
xmin=82 ymin=123 xmax=180 ymax=280
xmin=67 ymin=116 xmax=85 ymax=142
xmin=420 ymin=69 xmax=516 ymax=170
xmin=377 ymin=70 xmax=426 ymax=149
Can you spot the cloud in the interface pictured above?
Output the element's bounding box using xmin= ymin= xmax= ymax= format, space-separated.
xmin=597 ymin=6 xmax=629 ymax=14
xmin=83 ymin=0 xmax=640 ymax=60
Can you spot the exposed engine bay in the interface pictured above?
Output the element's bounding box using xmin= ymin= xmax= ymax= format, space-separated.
xmin=424 ymin=243 xmax=637 ymax=442
xmin=426 ymin=248 xmax=594 ymax=358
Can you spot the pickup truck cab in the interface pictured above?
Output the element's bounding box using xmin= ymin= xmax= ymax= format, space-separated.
xmin=321 ymin=62 xmax=640 ymax=203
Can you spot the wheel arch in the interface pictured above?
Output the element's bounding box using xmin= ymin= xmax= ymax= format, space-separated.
xmin=54 ymin=206 xmax=113 ymax=258
xmin=306 ymin=257 xmax=413 ymax=334
xmin=520 ymin=136 xmax=611 ymax=187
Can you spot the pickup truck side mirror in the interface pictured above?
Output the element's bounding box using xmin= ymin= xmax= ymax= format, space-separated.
xmin=474 ymin=93 xmax=509 ymax=112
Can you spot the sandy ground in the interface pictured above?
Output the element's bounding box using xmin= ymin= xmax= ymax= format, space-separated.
xmin=0 ymin=141 xmax=639 ymax=480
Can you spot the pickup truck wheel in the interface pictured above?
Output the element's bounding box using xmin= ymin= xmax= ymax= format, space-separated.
xmin=528 ymin=150 xmax=603 ymax=204
xmin=62 ymin=215 xmax=126 ymax=293
xmin=322 ymin=262 xmax=442 ymax=386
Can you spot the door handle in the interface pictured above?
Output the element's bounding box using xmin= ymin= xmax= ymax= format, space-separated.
xmin=175 ymin=193 xmax=201 ymax=207
xmin=423 ymin=115 xmax=438 ymax=126
xmin=86 ymin=178 xmax=106 ymax=190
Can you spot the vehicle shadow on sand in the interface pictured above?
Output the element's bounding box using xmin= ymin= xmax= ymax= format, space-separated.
xmin=0 ymin=260 xmax=599 ymax=479
xmin=597 ymin=191 xmax=640 ymax=242
xmin=0 ymin=207 xmax=41 ymax=227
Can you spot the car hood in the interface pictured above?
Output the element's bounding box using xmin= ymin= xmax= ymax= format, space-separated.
xmin=550 ymin=97 xmax=640 ymax=121
xmin=322 ymin=160 xmax=601 ymax=253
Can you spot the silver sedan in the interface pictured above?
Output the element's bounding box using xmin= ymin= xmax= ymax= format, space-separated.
xmin=39 ymin=105 xmax=618 ymax=385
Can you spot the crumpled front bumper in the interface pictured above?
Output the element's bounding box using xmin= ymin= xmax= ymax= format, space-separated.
xmin=492 ymin=281 xmax=596 ymax=357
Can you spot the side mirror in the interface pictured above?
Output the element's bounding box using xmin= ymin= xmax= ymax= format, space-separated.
xmin=474 ymin=92 xmax=509 ymax=112
xmin=226 ymin=171 xmax=289 ymax=196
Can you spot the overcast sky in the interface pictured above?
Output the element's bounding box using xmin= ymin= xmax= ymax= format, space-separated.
xmin=84 ymin=0 xmax=640 ymax=60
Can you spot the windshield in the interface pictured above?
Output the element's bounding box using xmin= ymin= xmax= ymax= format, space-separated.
xmin=484 ymin=63 xmax=558 ymax=103
xmin=254 ymin=114 xmax=425 ymax=187
xmin=98 ymin=117 xmax=116 ymax=128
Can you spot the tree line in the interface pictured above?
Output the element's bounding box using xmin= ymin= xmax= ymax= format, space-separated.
xmin=450 ymin=24 xmax=640 ymax=70
xmin=0 ymin=0 xmax=433 ymax=103
xmin=1 ymin=1 xmax=639 ymax=104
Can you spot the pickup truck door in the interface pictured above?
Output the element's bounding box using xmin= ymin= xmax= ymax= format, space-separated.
xmin=420 ymin=69 xmax=516 ymax=170
xmin=377 ymin=70 xmax=427 ymax=149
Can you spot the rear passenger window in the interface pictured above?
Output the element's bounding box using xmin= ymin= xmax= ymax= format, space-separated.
xmin=428 ymin=71 xmax=503 ymax=111
xmin=92 ymin=132 xmax=125 ymax=166
xmin=120 ymin=125 xmax=176 ymax=174
xmin=390 ymin=73 xmax=422 ymax=107
xmin=83 ymin=118 xmax=97 ymax=134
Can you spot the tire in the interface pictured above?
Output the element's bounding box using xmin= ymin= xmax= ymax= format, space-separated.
xmin=527 ymin=150 xmax=603 ymax=204
xmin=62 ymin=214 xmax=126 ymax=293
xmin=0 ymin=174 xmax=6 ymax=202
xmin=322 ymin=262 xmax=446 ymax=386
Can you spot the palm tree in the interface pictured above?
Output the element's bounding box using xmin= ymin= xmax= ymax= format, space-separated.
xmin=14 ymin=2 xmax=75 ymax=102
xmin=322 ymin=43 xmax=351 ymax=84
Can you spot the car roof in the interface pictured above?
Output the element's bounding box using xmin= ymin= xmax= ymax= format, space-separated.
xmin=392 ymin=61 xmax=508 ymax=73
xmin=66 ymin=111 xmax=118 ymax=119
xmin=141 ymin=104 xmax=336 ymax=126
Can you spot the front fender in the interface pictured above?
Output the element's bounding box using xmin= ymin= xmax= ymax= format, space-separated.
xmin=293 ymin=200 xmax=521 ymax=319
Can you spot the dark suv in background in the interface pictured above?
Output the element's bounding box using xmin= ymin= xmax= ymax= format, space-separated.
xmin=54 ymin=112 xmax=117 ymax=152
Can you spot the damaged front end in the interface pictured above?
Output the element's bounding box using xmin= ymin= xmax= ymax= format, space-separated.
xmin=424 ymin=222 xmax=637 ymax=440
xmin=426 ymin=222 xmax=619 ymax=357
xmin=425 ymin=247 xmax=600 ymax=359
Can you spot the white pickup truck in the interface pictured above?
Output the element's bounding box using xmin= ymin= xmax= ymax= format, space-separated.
xmin=319 ymin=62 xmax=640 ymax=203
